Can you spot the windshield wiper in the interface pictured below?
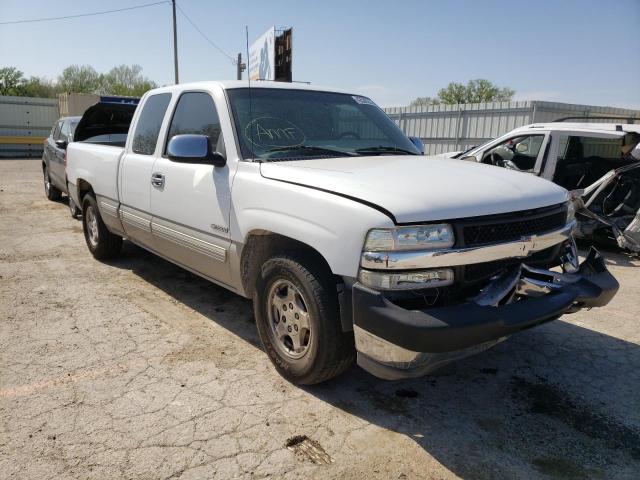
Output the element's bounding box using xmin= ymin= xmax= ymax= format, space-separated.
xmin=355 ymin=145 xmax=418 ymax=156
xmin=265 ymin=145 xmax=358 ymax=158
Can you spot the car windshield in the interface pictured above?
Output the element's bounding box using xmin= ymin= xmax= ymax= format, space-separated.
xmin=227 ymin=88 xmax=420 ymax=161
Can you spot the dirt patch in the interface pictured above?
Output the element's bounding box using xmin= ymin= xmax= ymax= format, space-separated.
xmin=286 ymin=435 xmax=333 ymax=465
xmin=531 ymin=456 xmax=595 ymax=479
xmin=395 ymin=388 xmax=419 ymax=398
xmin=511 ymin=376 xmax=640 ymax=460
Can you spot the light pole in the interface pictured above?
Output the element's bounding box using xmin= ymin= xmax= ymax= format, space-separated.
xmin=172 ymin=0 xmax=179 ymax=84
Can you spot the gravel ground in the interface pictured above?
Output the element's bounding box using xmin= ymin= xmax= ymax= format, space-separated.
xmin=1 ymin=159 xmax=639 ymax=479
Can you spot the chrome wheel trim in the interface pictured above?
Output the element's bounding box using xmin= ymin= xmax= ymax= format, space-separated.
xmin=267 ymin=279 xmax=312 ymax=359
xmin=86 ymin=205 xmax=99 ymax=247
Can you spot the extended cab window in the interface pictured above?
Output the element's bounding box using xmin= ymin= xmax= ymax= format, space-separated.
xmin=165 ymin=92 xmax=223 ymax=154
xmin=132 ymin=93 xmax=171 ymax=155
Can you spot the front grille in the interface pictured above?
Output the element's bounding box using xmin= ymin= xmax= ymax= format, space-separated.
xmin=464 ymin=259 xmax=519 ymax=283
xmin=461 ymin=245 xmax=561 ymax=283
xmin=460 ymin=205 xmax=567 ymax=247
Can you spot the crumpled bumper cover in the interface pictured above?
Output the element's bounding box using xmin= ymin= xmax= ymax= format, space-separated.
xmin=353 ymin=248 xmax=619 ymax=379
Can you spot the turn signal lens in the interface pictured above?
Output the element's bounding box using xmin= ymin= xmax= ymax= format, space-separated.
xmin=358 ymin=268 xmax=454 ymax=290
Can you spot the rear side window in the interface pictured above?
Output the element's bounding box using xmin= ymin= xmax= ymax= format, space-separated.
xmin=132 ymin=93 xmax=171 ymax=155
xmin=165 ymin=92 xmax=222 ymax=154
xmin=557 ymin=135 xmax=623 ymax=162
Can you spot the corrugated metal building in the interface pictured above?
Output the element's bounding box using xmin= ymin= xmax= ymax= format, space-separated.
xmin=384 ymin=101 xmax=640 ymax=155
xmin=1 ymin=93 xmax=139 ymax=158
xmin=0 ymin=95 xmax=59 ymax=158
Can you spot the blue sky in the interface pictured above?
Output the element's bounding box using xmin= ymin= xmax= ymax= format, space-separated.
xmin=1 ymin=0 xmax=639 ymax=108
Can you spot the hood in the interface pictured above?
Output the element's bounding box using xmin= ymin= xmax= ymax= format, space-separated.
xmin=260 ymin=155 xmax=569 ymax=223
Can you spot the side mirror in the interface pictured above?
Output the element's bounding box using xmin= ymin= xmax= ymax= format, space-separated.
xmin=167 ymin=134 xmax=226 ymax=167
xmin=409 ymin=136 xmax=424 ymax=154
xmin=460 ymin=155 xmax=478 ymax=162
xmin=55 ymin=139 xmax=68 ymax=149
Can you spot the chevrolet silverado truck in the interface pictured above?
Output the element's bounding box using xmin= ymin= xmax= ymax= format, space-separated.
xmin=66 ymin=81 xmax=619 ymax=384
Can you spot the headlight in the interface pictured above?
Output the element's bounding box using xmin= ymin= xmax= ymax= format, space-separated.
xmin=359 ymin=268 xmax=454 ymax=290
xmin=364 ymin=224 xmax=454 ymax=251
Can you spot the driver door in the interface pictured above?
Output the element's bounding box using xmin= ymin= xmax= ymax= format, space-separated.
xmin=150 ymin=91 xmax=233 ymax=286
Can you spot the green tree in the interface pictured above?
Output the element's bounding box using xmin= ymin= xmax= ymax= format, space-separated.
xmin=99 ymin=64 xmax=157 ymax=96
xmin=57 ymin=65 xmax=101 ymax=93
xmin=1 ymin=64 xmax=158 ymax=98
xmin=409 ymin=96 xmax=440 ymax=107
xmin=437 ymin=79 xmax=514 ymax=104
xmin=21 ymin=76 xmax=60 ymax=98
xmin=0 ymin=67 xmax=26 ymax=96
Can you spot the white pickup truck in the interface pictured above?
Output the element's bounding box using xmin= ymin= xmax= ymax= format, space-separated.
xmin=66 ymin=81 xmax=619 ymax=384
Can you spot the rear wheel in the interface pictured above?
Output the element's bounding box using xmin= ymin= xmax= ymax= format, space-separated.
xmin=254 ymin=255 xmax=355 ymax=385
xmin=82 ymin=194 xmax=122 ymax=259
xmin=43 ymin=165 xmax=61 ymax=201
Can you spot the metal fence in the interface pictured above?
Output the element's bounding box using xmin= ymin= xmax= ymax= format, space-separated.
xmin=384 ymin=100 xmax=640 ymax=155
xmin=0 ymin=96 xmax=59 ymax=158
xmin=3 ymin=94 xmax=640 ymax=159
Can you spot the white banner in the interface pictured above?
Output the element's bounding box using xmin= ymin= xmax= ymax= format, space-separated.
xmin=249 ymin=27 xmax=276 ymax=81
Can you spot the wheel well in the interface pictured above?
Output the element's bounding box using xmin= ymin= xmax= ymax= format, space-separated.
xmin=240 ymin=231 xmax=337 ymax=299
xmin=240 ymin=231 xmax=352 ymax=331
xmin=77 ymin=179 xmax=94 ymax=204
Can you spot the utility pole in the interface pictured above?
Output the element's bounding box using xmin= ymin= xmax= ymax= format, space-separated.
xmin=172 ymin=0 xmax=179 ymax=84
xmin=236 ymin=53 xmax=246 ymax=80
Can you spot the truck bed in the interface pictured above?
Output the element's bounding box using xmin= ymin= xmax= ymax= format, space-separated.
xmin=66 ymin=142 xmax=124 ymax=205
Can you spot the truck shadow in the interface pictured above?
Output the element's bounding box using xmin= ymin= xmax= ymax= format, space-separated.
xmin=112 ymin=242 xmax=640 ymax=479
xmin=306 ymin=323 xmax=640 ymax=478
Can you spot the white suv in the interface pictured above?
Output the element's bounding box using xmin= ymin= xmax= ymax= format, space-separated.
xmin=458 ymin=122 xmax=640 ymax=251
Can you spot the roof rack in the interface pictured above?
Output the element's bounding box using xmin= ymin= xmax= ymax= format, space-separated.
xmin=553 ymin=116 xmax=639 ymax=124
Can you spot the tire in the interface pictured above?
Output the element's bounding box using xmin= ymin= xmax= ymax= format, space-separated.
xmin=254 ymin=255 xmax=355 ymax=385
xmin=43 ymin=165 xmax=61 ymax=201
xmin=68 ymin=190 xmax=81 ymax=219
xmin=82 ymin=194 xmax=122 ymax=260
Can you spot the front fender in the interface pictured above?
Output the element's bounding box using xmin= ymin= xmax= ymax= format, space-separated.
xmin=230 ymin=162 xmax=393 ymax=278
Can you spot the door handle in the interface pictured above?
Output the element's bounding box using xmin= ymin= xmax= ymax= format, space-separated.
xmin=151 ymin=172 xmax=165 ymax=188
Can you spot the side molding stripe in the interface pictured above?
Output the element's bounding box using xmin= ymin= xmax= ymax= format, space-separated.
xmin=120 ymin=210 xmax=151 ymax=232
xmin=152 ymin=222 xmax=227 ymax=262
xmin=100 ymin=201 xmax=118 ymax=218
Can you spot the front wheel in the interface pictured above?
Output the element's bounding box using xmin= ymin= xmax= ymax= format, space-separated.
xmin=82 ymin=194 xmax=122 ymax=260
xmin=254 ymin=255 xmax=355 ymax=385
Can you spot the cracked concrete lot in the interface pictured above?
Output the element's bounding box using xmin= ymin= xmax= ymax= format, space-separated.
xmin=1 ymin=158 xmax=639 ymax=479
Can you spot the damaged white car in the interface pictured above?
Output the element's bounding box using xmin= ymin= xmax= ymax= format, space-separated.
xmin=459 ymin=121 xmax=640 ymax=252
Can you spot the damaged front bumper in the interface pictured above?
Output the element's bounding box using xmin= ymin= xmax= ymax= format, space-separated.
xmin=353 ymin=248 xmax=619 ymax=380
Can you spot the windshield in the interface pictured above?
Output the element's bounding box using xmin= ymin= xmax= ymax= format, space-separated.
xmin=463 ymin=139 xmax=494 ymax=158
xmin=227 ymin=88 xmax=420 ymax=161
